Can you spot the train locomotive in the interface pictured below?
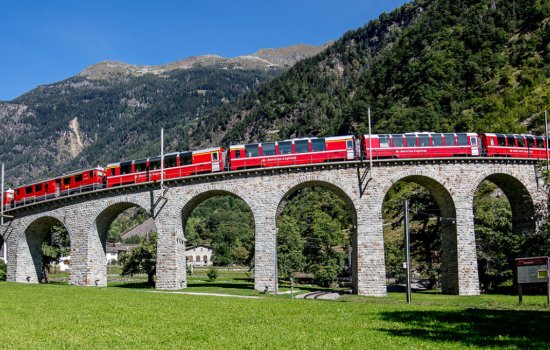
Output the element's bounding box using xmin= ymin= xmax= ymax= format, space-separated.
xmin=2 ymin=132 xmax=549 ymax=209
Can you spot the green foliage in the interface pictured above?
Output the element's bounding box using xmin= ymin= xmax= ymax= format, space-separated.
xmin=277 ymin=187 xmax=352 ymax=284
xmin=120 ymin=234 xmax=157 ymax=285
xmin=41 ymin=224 xmax=71 ymax=269
xmin=185 ymin=196 xmax=254 ymax=266
xmin=383 ymin=182 xmax=441 ymax=288
xmin=194 ymin=0 xmax=549 ymax=145
xmin=0 ymin=259 xmax=6 ymax=281
xmin=206 ymin=267 xmax=218 ymax=282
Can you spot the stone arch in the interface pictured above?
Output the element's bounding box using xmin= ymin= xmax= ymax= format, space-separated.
xmin=276 ymin=177 xmax=359 ymax=291
xmin=15 ymin=214 xmax=70 ymax=283
xmin=470 ymin=171 xmax=537 ymax=234
xmin=90 ymin=197 xmax=155 ymax=286
xmin=381 ymin=173 xmax=458 ymax=294
xmin=178 ymin=187 xmax=253 ymax=232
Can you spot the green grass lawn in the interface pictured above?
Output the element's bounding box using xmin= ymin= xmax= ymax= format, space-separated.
xmin=0 ymin=280 xmax=549 ymax=350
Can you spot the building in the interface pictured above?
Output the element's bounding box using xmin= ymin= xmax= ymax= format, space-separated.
xmin=186 ymin=245 xmax=213 ymax=267
xmin=106 ymin=243 xmax=139 ymax=264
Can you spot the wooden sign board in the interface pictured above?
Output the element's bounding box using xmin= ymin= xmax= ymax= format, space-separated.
xmin=515 ymin=256 xmax=550 ymax=305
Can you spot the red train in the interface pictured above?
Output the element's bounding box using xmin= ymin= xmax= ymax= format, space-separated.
xmin=2 ymin=132 xmax=549 ymax=209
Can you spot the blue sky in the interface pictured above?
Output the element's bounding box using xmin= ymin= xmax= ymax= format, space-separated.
xmin=0 ymin=0 xmax=409 ymax=101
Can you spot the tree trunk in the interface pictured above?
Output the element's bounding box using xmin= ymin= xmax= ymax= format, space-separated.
xmin=147 ymin=272 xmax=155 ymax=286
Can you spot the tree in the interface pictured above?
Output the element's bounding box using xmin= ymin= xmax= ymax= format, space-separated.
xmin=41 ymin=225 xmax=71 ymax=283
xmin=120 ymin=234 xmax=157 ymax=285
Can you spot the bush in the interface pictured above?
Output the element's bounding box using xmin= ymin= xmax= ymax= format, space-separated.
xmin=0 ymin=259 xmax=6 ymax=281
xmin=207 ymin=267 xmax=218 ymax=282
xmin=313 ymin=265 xmax=339 ymax=288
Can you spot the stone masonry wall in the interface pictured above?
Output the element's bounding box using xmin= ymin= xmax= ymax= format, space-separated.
xmin=3 ymin=159 xmax=545 ymax=296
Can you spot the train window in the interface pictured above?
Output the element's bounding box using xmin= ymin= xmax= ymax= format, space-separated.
xmin=392 ymin=135 xmax=404 ymax=147
xmin=311 ymin=139 xmax=326 ymax=152
xmin=496 ymin=135 xmax=506 ymax=147
xmin=233 ymin=149 xmax=241 ymax=159
xmin=517 ymin=137 xmax=525 ymax=147
xmin=444 ymin=133 xmax=455 ymax=146
xmin=262 ymin=142 xmax=276 ymax=156
xmin=63 ymin=177 xmax=71 ymax=185
xmin=535 ymin=137 xmax=545 ymax=148
xmin=457 ymin=134 xmax=468 ymax=146
xmin=489 ymin=138 xmax=495 ymax=146
xmin=245 ymin=144 xmax=259 ymax=157
xmin=149 ymin=157 xmax=161 ymax=170
xmin=505 ymin=134 xmax=516 ymax=147
xmin=295 ymin=140 xmax=310 ymax=153
xmin=165 ymin=154 xmax=177 ymax=168
xmin=432 ymin=134 xmax=443 ymax=146
xmin=278 ymin=141 xmax=292 ymax=154
xmin=120 ymin=161 xmax=132 ymax=175
xmin=419 ymin=134 xmax=430 ymax=147
xmin=346 ymin=140 xmax=353 ymax=149
xmin=379 ymin=135 xmax=390 ymax=147
xmin=525 ymin=136 xmax=535 ymax=148
xmin=25 ymin=187 xmax=33 ymax=194
xmin=180 ymin=152 xmax=192 ymax=165
xmin=34 ymin=184 xmax=42 ymax=192
xmin=89 ymin=171 xmax=94 ymax=178
xmin=75 ymin=174 xmax=83 ymax=182
xmin=405 ymin=134 xmax=417 ymax=147
xmin=134 ymin=159 xmax=147 ymax=172
xmin=212 ymin=152 xmax=218 ymax=161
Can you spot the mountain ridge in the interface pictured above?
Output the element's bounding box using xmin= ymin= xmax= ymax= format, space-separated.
xmin=78 ymin=43 xmax=332 ymax=81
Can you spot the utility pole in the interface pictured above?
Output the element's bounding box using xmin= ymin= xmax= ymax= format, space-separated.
xmin=546 ymin=110 xmax=549 ymax=172
xmin=368 ymin=107 xmax=373 ymax=178
xmin=160 ymin=128 xmax=165 ymax=189
xmin=1 ymin=163 xmax=6 ymax=262
xmin=404 ymin=199 xmax=412 ymax=304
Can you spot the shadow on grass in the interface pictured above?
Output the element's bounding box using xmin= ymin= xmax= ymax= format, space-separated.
xmin=378 ymin=308 xmax=550 ymax=349
xmin=110 ymin=282 xmax=155 ymax=289
xmin=187 ymin=282 xmax=254 ymax=290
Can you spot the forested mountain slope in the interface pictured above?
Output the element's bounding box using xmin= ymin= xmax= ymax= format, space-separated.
xmin=192 ymin=0 xmax=550 ymax=146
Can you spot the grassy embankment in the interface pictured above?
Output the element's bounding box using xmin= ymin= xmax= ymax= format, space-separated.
xmin=1 ymin=268 xmax=549 ymax=349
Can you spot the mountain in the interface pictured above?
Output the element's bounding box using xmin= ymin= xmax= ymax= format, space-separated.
xmin=78 ymin=44 xmax=331 ymax=81
xmin=191 ymin=0 xmax=550 ymax=146
xmin=0 ymin=44 xmax=327 ymax=186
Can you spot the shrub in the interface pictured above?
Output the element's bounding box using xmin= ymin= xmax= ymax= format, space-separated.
xmin=207 ymin=267 xmax=218 ymax=282
xmin=0 ymin=259 xmax=6 ymax=281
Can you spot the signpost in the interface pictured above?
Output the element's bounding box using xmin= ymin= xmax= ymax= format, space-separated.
xmin=516 ymin=256 xmax=550 ymax=305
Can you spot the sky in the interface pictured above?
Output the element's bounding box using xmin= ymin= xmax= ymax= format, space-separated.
xmin=0 ymin=0 xmax=409 ymax=101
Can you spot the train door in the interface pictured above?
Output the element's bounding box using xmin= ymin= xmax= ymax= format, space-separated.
xmin=346 ymin=139 xmax=355 ymax=160
xmin=470 ymin=136 xmax=479 ymax=156
xmin=212 ymin=152 xmax=220 ymax=172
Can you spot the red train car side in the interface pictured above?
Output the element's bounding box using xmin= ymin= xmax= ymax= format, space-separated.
xmin=362 ymin=132 xmax=480 ymax=159
xmin=228 ymin=135 xmax=355 ymax=171
xmin=2 ymin=189 xmax=14 ymax=210
xmin=481 ymin=133 xmax=548 ymax=158
xmin=105 ymin=147 xmax=224 ymax=187
xmin=12 ymin=167 xmax=104 ymax=206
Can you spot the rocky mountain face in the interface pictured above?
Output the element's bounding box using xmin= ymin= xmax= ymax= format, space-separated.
xmin=0 ymin=44 xmax=328 ymax=186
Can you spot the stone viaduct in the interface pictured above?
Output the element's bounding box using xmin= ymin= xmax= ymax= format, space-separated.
xmin=1 ymin=158 xmax=547 ymax=296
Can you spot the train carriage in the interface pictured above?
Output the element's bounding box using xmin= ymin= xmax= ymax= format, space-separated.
xmin=228 ymin=135 xmax=355 ymax=171
xmin=105 ymin=147 xmax=224 ymax=187
xmin=362 ymin=132 xmax=480 ymax=159
xmin=12 ymin=167 xmax=104 ymax=206
xmin=481 ymin=133 xmax=548 ymax=158
xmin=2 ymin=189 xmax=14 ymax=210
